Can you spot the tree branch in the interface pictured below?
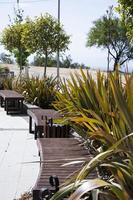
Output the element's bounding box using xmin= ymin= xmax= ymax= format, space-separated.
xmin=120 ymin=58 xmax=128 ymax=65
xmin=108 ymin=47 xmax=116 ymax=59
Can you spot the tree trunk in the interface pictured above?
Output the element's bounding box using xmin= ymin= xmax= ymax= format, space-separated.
xmin=113 ymin=57 xmax=120 ymax=71
xmin=44 ymin=51 xmax=48 ymax=77
xmin=19 ymin=48 xmax=23 ymax=82
xmin=114 ymin=62 xmax=118 ymax=71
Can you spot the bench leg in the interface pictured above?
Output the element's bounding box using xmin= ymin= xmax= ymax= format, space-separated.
xmin=34 ymin=125 xmax=38 ymax=140
xmin=20 ymin=99 xmax=23 ymax=113
xmin=29 ymin=116 xmax=34 ymax=134
xmin=38 ymin=126 xmax=44 ymax=138
xmin=17 ymin=99 xmax=23 ymax=114
xmin=34 ymin=125 xmax=43 ymax=139
xmin=5 ymin=100 xmax=9 ymax=114
xmin=33 ymin=190 xmax=40 ymax=200
xmin=0 ymin=96 xmax=4 ymax=107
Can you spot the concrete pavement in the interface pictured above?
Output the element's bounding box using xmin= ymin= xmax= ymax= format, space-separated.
xmin=0 ymin=107 xmax=39 ymax=200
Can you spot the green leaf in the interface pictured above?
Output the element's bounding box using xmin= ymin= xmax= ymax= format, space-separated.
xmin=68 ymin=179 xmax=110 ymax=200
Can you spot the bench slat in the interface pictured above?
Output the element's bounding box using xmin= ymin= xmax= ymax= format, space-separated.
xmin=33 ymin=138 xmax=96 ymax=200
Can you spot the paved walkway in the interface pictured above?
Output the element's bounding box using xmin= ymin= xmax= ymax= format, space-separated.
xmin=0 ymin=107 xmax=39 ymax=200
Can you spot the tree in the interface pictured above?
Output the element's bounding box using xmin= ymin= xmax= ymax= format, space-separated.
xmin=118 ymin=0 xmax=133 ymax=42
xmin=22 ymin=14 xmax=70 ymax=77
xmin=31 ymin=55 xmax=57 ymax=67
xmin=60 ymin=55 xmax=72 ymax=68
xmin=0 ymin=8 xmax=30 ymax=76
xmin=118 ymin=0 xmax=133 ymax=16
xmin=86 ymin=8 xmax=133 ymax=71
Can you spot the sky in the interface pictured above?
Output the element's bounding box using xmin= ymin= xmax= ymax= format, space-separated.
xmin=0 ymin=0 xmax=132 ymax=71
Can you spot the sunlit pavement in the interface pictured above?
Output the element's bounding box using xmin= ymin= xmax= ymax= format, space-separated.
xmin=0 ymin=107 xmax=39 ymax=200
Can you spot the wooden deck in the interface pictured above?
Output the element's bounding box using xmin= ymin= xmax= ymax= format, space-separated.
xmin=33 ymin=138 xmax=96 ymax=200
xmin=0 ymin=90 xmax=24 ymax=114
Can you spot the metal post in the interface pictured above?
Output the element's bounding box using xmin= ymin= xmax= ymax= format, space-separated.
xmin=107 ymin=6 xmax=113 ymax=72
xmin=107 ymin=48 xmax=110 ymax=72
xmin=57 ymin=0 xmax=60 ymax=80
xmin=106 ymin=9 xmax=110 ymax=72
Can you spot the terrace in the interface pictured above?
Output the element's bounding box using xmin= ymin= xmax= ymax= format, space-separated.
xmin=0 ymin=0 xmax=132 ymax=199
xmin=0 ymin=66 xmax=132 ymax=200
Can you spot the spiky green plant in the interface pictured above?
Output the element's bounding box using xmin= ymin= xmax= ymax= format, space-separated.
xmin=52 ymin=69 xmax=133 ymax=199
xmin=2 ymin=77 xmax=14 ymax=90
xmin=14 ymin=75 xmax=58 ymax=108
xmin=54 ymin=70 xmax=133 ymax=149
xmin=51 ymin=132 xmax=133 ymax=200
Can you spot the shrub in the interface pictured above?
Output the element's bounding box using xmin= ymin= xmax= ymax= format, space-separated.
xmin=52 ymin=69 xmax=133 ymax=199
xmin=0 ymin=65 xmax=13 ymax=89
xmin=2 ymin=77 xmax=14 ymax=90
xmin=14 ymin=76 xmax=58 ymax=108
xmin=0 ymin=65 xmax=10 ymax=73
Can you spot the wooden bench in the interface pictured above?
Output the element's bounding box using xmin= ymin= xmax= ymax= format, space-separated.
xmin=0 ymin=71 xmax=14 ymax=79
xmin=0 ymin=90 xmax=24 ymax=114
xmin=33 ymin=138 xmax=96 ymax=200
xmin=27 ymin=108 xmax=68 ymax=139
xmin=23 ymin=102 xmax=39 ymax=114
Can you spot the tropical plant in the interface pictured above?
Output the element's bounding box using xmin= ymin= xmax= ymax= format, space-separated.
xmin=0 ymin=66 xmax=13 ymax=89
xmin=2 ymin=77 xmax=14 ymax=90
xmin=14 ymin=76 xmax=58 ymax=108
xmin=86 ymin=7 xmax=133 ymax=71
xmin=52 ymin=69 xmax=133 ymax=199
xmin=51 ymin=133 xmax=133 ymax=200
xmin=54 ymin=69 xmax=133 ymax=149
xmin=54 ymin=70 xmax=115 ymax=145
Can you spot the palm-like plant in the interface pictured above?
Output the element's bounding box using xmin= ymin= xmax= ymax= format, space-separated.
xmin=14 ymin=76 xmax=58 ymax=108
xmin=52 ymin=69 xmax=133 ymax=199
xmin=54 ymin=70 xmax=133 ymax=149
